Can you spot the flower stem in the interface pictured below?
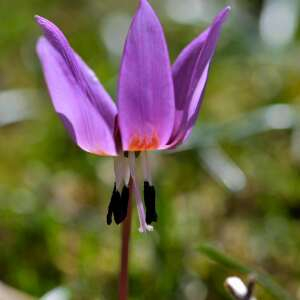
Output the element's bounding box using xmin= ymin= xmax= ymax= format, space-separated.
xmin=118 ymin=180 xmax=132 ymax=300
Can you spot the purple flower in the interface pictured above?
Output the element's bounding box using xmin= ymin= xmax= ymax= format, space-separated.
xmin=35 ymin=0 xmax=230 ymax=232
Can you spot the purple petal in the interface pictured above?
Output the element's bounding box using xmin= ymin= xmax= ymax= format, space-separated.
xmin=168 ymin=6 xmax=231 ymax=147
xmin=117 ymin=0 xmax=175 ymax=151
xmin=35 ymin=16 xmax=118 ymax=156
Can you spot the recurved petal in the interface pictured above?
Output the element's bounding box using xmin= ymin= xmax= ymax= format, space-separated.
xmin=36 ymin=17 xmax=118 ymax=156
xmin=169 ymin=6 xmax=231 ymax=147
xmin=117 ymin=0 xmax=175 ymax=151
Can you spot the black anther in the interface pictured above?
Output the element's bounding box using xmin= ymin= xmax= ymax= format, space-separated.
xmin=120 ymin=185 xmax=129 ymax=222
xmin=107 ymin=183 xmax=122 ymax=225
xmin=107 ymin=183 xmax=129 ymax=225
xmin=144 ymin=181 xmax=158 ymax=224
xmin=107 ymin=184 xmax=116 ymax=225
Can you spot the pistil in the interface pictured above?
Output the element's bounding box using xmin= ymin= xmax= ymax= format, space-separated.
xmin=128 ymin=152 xmax=153 ymax=232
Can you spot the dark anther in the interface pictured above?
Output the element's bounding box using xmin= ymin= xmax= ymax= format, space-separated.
xmin=106 ymin=184 xmax=115 ymax=225
xmin=106 ymin=200 xmax=113 ymax=225
xmin=107 ymin=183 xmax=129 ymax=225
xmin=120 ymin=185 xmax=129 ymax=222
xmin=113 ymin=191 xmax=122 ymax=225
xmin=144 ymin=181 xmax=158 ymax=224
xmin=107 ymin=183 xmax=122 ymax=225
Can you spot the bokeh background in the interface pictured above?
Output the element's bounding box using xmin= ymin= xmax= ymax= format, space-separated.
xmin=0 ymin=0 xmax=300 ymax=299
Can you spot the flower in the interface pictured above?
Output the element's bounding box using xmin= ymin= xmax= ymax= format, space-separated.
xmin=35 ymin=0 xmax=230 ymax=232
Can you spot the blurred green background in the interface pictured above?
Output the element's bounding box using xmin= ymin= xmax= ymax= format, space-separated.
xmin=0 ymin=0 xmax=300 ymax=299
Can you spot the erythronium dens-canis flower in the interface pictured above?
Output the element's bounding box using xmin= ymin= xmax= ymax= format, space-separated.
xmin=35 ymin=0 xmax=230 ymax=233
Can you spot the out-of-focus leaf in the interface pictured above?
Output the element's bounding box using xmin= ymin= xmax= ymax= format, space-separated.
xmin=0 ymin=89 xmax=38 ymax=127
xmin=187 ymin=104 xmax=297 ymax=148
xmin=198 ymin=244 xmax=293 ymax=300
xmin=198 ymin=244 xmax=251 ymax=274
xmin=199 ymin=145 xmax=247 ymax=192
xmin=198 ymin=244 xmax=294 ymax=300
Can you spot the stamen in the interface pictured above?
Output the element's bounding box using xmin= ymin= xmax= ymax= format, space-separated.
xmin=144 ymin=181 xmax=158 ymax=224
xmin=141 ymin=152 xmax=157 ymax=224
xmin=128 ymin=152 xmax=153 ymax=233
xmin=108 ymin=156 xmax=131 ymax=225
xmin=114 ymin=157 xmax=124 ymax=192
xmin=106 ymin=200 xmax=113 ymax=225
xmin=141 ymin=152 xmax=152 ymax=184
xmin=120 ymin=185 xmax=129 ymax=221
xmin=114 ymin=156 xmax=130 ymax=188
xmin=107 ymin=183 xmax=122 ymax=225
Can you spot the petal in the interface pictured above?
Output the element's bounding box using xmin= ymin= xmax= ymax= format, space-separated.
xmin=168 ymin=6 xmax=231 ymax=147
xmin=35 ymin=16 xmax=118 ymax=156
xmin=117 ymin=0 xmax=175 ymax=151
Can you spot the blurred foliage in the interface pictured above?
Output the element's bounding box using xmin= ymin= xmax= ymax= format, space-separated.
xmin=198 ymin=244 xmax=293 ymax=300
xmin=0 ymin=0 xmax=300 ymax=299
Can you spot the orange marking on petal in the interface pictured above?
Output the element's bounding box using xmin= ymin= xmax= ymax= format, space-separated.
xmin=128 ymin=131 xmax=160 ymax=151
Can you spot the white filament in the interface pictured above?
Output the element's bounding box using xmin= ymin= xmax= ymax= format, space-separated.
xmin=128 ymin=152 xmax=153 ymax=233
xmin=114 ymin=156 xmax=130 ymax=191
xmin=141 ymin=152 xmax=152 ymax=184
